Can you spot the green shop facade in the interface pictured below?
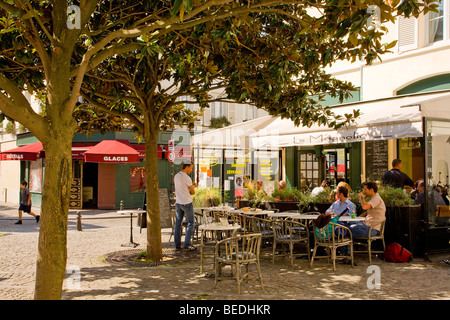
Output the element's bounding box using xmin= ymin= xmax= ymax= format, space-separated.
xmin=14 ymin=129 xmax=185 ymax=210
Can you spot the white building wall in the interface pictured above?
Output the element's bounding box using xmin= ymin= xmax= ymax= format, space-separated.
xmin=327 ymin=10 xmax=450 ymax=101
xmin=0 ymin=140 xmax=21 ymax=204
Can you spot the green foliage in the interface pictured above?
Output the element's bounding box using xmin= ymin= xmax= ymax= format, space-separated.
xmin=310 ymin=189 xmax=333 ymax=204
xmin=244 ymin=182 xmax=274 ymax=208
xmin=210 ymin=116 xmax=231 ymax=129
xmin=4 ymin=121 xmax=15 ymax=134
xmin=192 ymin=188 xmax=222 ymax=207
xmin=348 ymin=185 xmax=414 ymax=207
xmin=377 ymin=185 xmax=414 ymax=207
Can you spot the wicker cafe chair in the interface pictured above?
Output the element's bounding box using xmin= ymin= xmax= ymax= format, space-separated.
xmin=353 ymin=220 xmax=386 ymax=263
xmin=272 ymin=219 xmax=310 ymax=266
xmin=214 ymin=233 xmax=264 ymax=294
xmin=248 ymin=216 xmax=275 ymax=249
xmin=311 ymin=221 xmax=354 ymax=271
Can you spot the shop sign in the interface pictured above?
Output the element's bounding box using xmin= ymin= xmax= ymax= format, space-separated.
xmin=103 ymin=156 xmax=129 ymax=162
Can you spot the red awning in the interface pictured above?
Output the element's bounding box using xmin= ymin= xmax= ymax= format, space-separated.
xmin=131 ymin=144 xmax=168 ymax=159
xmin=0 ymin=142 xmax=44 ymax=161
xmin=84 ymin=140 xmax=140 ymax=163
xmin=71 ymin=145 xmax=94 ymax=160
xmin=1 ymin=140 xmax=167 ymax=162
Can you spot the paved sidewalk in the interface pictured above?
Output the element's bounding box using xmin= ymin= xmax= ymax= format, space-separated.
xmin=0 ymin=202 xmax=449 ymax=301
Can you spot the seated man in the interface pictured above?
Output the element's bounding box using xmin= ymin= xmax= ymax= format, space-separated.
xmin=414 ymin=180 xmax=446 ymax=207
xmin=348 ymin=181 xmax=386 ymax=238
xmin=326 ymin=186 xmax=356 ymax=216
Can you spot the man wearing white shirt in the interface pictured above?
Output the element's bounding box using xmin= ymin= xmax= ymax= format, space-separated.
xmin=174 ymin=162 xmax=197 ymax=250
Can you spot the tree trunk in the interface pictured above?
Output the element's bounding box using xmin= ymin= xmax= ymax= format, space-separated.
xmin=34 ymin=134 xmax=73 ymax=299
xmin=33 ymin=44 xmax=75 ymax=299
xmin=143 ymin=122 xmax=163 ymax=262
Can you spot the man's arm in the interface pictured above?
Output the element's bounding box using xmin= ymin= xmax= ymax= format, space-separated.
xmin=188 ymin=181 xmax=197 ymax=195
xmin=358 ymin=192 xmax=372 ymax=210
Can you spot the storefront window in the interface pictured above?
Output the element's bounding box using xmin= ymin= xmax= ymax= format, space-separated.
xmin=298 ymin=151 xmax=319 ymax=191
xmin=425 ymin=119 xmax=450 ymax=228
xmin=29 ymin=159 xmax=43 ymax=193
xmin=254 ymin=150 xmax=278 ymax=195
xmin=196 ymin=148 xmax=223 ymax=189
xmin=324 ymin=148 xmax=349 ymax=188
xmin=130 ymin=166 xmax=146 ymax=192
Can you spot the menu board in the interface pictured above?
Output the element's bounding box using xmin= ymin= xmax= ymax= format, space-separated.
xmin=365 ymin=140 xmax=389 ymax=180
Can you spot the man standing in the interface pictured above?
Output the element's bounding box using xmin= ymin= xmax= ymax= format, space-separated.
xmin=15 ymin=181 xmax=40 ymax=225
xmin=348 ymin=182 xmax=386 ymax=237
xmin=382 ymin=159 xmax=414 ymax=189
xmin=174 ymin=162 xmax=197 ymax=250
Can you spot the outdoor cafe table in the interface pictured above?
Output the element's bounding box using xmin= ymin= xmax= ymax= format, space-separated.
xmin=267 ymin=211 xmax=365 ymax=222
xmin=198 ymin=222 xmax=241 ymax=273
xmin=234 ymin=209 xmax=272 ymax=216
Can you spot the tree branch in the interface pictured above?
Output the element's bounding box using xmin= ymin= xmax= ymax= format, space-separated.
xmin=82 ymin=94 xmax=144 ymax=132
xmin=0 ymin=74 xmax=47 ymax=140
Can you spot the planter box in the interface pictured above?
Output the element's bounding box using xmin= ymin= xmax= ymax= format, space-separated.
xmin=266 ymin=201 xmax=300 ymax=212
xmin=384 ymin=205 xmax=425 ymax=257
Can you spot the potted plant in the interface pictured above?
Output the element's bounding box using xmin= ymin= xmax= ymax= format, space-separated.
xmin=192 ymin=188 xmax=222 ymax=207
xmin=242 ymin=183 xmax=273 ymax=208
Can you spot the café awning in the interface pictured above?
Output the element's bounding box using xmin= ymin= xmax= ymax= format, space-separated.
xmin=250 ymin=91 xmax=450 ymax=149
xmin=191 ymin=115 xmax=275 ymax=149
xmin=84 ymin=140 xmax=140 ymax=163
xmin=0 ymin=141 xmax=43 ymax=161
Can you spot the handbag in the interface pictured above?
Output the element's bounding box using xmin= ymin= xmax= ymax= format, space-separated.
xmin=384 ymin=242 xmax=412 ymax=263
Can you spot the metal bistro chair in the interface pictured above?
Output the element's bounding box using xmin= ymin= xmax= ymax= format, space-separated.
xmin=272 ymin=219 xmax=310 ymax=266
xmin=214 ymin=233 xmax=264 ymax=294
xmin=311 ymin=221 xmax=354 ymax=271
xmin=248 ymin=216 xmax=275 ymax=250
xmin=353 ymin=220 xmax=386 ymax=263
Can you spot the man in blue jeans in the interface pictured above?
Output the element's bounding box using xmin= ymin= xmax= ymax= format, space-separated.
xmin=348 ymin=181 xmax=386 ymax=237
xmin=174 ymin=162 xmax=197 ymax=251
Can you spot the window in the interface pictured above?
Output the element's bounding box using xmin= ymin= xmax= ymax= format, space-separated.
xmin=428 ymin=0 xmax=449 ymax=44
xmin=210 ymin=101 xmax=228 ymax=119
xmin=298 ymin=151 xmax=319 ymax=191
xmin=244 ymin=105 xmax=255 ymax=121
xmin=398 ymin=15 xmax=418 ymax=52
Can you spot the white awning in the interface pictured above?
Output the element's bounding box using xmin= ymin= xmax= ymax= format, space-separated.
xmin=250 ymin=91 xmax=450 ymax=148
xmin=191 ymin=115 xmax=275 ymax=149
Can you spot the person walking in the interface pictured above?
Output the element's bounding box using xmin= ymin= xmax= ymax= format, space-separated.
xmin=382 ymin=159 xmax=414 ymax=189
xmin=15 ymin=181 xmax=40 ymax=225
xmin=173 ymin=162 xmax=197 ymax=251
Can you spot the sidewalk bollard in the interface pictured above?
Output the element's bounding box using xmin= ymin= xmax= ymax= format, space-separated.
xmin=77 ymin=211 xmax=82 ymax=231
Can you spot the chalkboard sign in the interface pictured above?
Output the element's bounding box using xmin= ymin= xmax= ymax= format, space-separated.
xmin=365 ymin=140 xmax=389 ymax=180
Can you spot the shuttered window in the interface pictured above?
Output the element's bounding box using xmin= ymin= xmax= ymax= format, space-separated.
xmin=398 ymin=16 xmax=418 ymax=52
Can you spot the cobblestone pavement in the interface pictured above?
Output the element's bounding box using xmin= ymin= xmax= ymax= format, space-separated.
xmin=0 ymin=203 xmax=449 ymax=301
